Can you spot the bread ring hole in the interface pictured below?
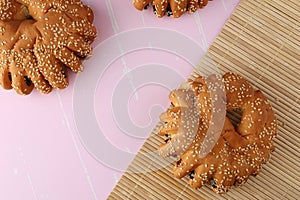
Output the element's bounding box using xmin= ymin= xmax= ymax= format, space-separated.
xmin=166 ymin=4 xmax=173 ymax=17
xmin=144 ymin=4 xmax=149 ymax=10
xmin=8 ymin=72 xmax=12 ymax=82
xmin=152 ymin=5 xmax=156 ymax=13
xmin=164 ymin=138 xmax=171 ymax=143
xmin=189 ymin=170 xmax=195 ymax=179
xmin=226 ymin=108 xmax=243 ymax=129
xmin=77 ymin=55 xmax=87 ymax=59
xmin=24 ymin=76 xmax=32 ymax=86
xmin=164 ymin=134 xmax=171 ymax=143
xmin=209 ymin=179 xmax=217 ymax=188
xmin=176 ymin=158 xmax=182 ymax=167
xmin=61 ymin=69 xmax=67 ymax=78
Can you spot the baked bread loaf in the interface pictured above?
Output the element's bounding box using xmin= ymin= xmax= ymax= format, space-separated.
xmin=0 ymin=0 xmax=97 ymax=95
xmin=133 ymin=0 xmax=210 ymax=18
xmin=158 ymin=72 xmax=277 ymax=193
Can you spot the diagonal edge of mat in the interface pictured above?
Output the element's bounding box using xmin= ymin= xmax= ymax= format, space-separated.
xmin=108 ymin=0 xmax=300 ymax=199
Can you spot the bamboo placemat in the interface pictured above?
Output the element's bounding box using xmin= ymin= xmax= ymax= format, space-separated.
xmin=109 ymin=0 xmax=300 ymax=199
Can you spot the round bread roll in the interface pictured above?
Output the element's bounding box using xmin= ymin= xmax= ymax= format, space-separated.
xmin=158 ymin=72 xmax=277 ymax=193
xmin=0 ymin=0 xmax=97 ymax=95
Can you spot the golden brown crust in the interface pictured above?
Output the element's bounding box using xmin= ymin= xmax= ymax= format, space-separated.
xmin=133 ymin=0 xmax=211 ymax=18
xmin=158 ymin=72 xmax=277 ymax=193
xmin=133 ymin=0 xmax=152 ymax=11
xmin=0 ymin=0 xmax=30 ymax=21
xmin=0 ymin=0 xmax=97 ymax=95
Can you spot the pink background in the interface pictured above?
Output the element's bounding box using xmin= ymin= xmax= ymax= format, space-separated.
xmin=0 ymin=0 xmax=239 ymax=199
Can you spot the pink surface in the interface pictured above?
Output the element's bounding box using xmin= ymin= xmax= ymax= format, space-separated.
xmin=0 ymin=0 xmax=240 ymax=199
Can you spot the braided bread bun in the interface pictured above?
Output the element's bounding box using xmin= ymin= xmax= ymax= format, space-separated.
xmin=0 ymin=0 xmax=97 ymax=95
xmin=158 ymin=72 xmax=277 ymax=193
xmin=133 ymin=0 xmax=210 ymax=18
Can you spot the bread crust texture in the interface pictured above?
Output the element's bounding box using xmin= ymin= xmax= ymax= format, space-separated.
xmin=158 ymin=72 xmax=277 ymax=193
xmin=0 ymin=0 xmax=97 ymax=95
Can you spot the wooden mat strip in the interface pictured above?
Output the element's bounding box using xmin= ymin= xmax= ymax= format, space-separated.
xmin=109 ymin=0 xmax=300 ymax=199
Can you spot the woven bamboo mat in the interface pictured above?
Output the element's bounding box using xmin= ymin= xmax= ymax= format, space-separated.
xmin=109 ymin=0 xmax=300 ymax=199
